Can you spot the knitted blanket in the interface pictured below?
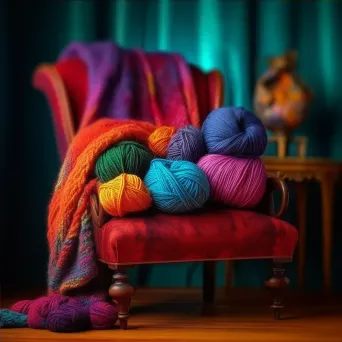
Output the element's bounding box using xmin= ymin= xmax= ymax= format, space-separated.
xmin=58 ymin=41 xmax=200 ymax=129
xmin=48 ymin=119 xmax=156 ymax=294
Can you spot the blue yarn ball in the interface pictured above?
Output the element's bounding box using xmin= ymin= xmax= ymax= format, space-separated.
xmin=202 ymin=106 xmax=268 ymax=157
xmin=0 ymin=309 xmax=28 ymax=328
xmin=144 ymin=159 xmax=210 ymax=214
xmin=167 ymin=125 xmax=206 ymax=163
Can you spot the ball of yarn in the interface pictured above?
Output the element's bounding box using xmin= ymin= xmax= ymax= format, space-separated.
xmin=167 ymin=125 xmax=206 ymax=163
xmin=0 ymin=309 xmax=27 ymax=328
xmin=77 ymin=291 xmax=109 ymax=307
xmin=144 ymin=159 xmax=210 ymax=213
xmin=95 ymin=141 xmax=154 ymax=183
xmin=99 ymin=173 xmax=152 ymax=217
xmin=198 ymin=154 xmax=267 ymax=208
xmin=202 ymin=106 xmax=268 ymax=157
xmin=10 ymin=299 xmax=33 ymax=315
xmin=89 ymin=291 xmax=109 ymax=303
xmin=46 ymin=302 xmax=90 ymax=333
xmin=148 ymin=126 xmax=176 ymax=157
xmin=89 ymin=301 xmax=118 ymax=330
xmin=27 ymin=294 xmax=69 ymax=329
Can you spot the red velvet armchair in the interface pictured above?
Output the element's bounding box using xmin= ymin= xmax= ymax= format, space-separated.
xmin=33 ymin=57 xmax=298 ymax=329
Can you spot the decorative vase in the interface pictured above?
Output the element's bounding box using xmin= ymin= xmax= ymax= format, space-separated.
xmin=253 ymin=51 xmax=312 ymax=156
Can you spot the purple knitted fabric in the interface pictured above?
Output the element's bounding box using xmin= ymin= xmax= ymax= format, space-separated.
xmin=58 ymin=42 xmax=154 ymax=126
xmin=58 ymin=41 xmax=197 ymax=129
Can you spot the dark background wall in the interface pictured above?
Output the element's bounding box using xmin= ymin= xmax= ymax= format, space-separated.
xmin=1 ymin=0 xmax=342 ymax=293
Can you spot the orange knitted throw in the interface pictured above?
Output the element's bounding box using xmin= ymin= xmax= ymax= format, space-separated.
xmin=48 ymin=119 xmax=156 ymax=294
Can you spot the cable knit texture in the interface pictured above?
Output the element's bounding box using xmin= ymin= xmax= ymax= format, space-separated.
xmin=47 ymin=119 xmax=156 ymax=294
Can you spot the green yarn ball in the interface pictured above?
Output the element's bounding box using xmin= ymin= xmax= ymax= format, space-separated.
xmin=95 ymin=141 xmax=154 ymax=183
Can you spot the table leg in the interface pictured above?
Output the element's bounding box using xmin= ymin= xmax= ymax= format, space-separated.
xmin=321 ymin=176 xmax=334 ymax=293
xmin=296 ymin=182 xmax=307 ymax=291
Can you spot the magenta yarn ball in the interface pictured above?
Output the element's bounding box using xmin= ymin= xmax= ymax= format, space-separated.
xmin=197 ymin=154 xmax=267 ymax=208
xmin=27 ymin=295 xmax=69 ymax=329
xmin=90 ymin=291 xmax=109 ymax=303
xmin=89 ymin=301 xmax=118 ymax=330
xmin=10 ymin=300 xmax=33 ymax=315
xmin=46 ymin=302 xmax=90 ymax=332
xmin=76 ymin=291 xmax=108 ymax=307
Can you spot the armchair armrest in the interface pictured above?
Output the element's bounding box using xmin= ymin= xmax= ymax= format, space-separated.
xmin=256 ymin=177 xmax=289 ymax=218
xmin=90 ymin=181 xmax=110 ymax=230
xmin=90 ymin=177 xmax=289 ymax=229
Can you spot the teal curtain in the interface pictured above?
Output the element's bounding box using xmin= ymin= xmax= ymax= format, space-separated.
xmin=2 ymin=0 xmax=342 ymax=292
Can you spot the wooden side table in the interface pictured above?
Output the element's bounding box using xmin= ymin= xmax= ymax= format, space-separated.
xmin=262 ymin=158 xmax=342 ymax=292
xmin=225 ymin=158 xmax=342 ymax=293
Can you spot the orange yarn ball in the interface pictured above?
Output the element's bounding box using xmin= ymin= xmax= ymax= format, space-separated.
xmin=98 ymin=174 xmax=152 ymax=217
xmin=148 ymin=126 xmax=176 ymax=157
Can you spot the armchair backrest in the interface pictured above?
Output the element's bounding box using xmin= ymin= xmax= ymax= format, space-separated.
xmin=33 ymin=54 xmax=224 ymax=159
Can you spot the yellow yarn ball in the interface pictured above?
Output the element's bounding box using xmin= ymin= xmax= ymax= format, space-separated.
xmin=98 ymin=174 xmax=152 ymax=217
xmin=148 ymin=126 xmax=176 ymax=157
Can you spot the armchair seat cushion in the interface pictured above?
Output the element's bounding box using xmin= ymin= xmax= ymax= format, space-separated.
xmin=94 ymin=207 xmax=298 ymax=265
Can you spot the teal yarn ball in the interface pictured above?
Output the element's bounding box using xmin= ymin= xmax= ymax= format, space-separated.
xmin=0 ymin=309 xmax=28 ymax=328
xmin=144 ymin=159 xmax=210 ymax=214
xmin=95 ymin=141 xmax=154 ymax=183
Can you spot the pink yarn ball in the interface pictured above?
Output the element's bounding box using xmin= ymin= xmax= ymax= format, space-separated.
xmin=198 ymin=154 xmax=267 ymax=208
xmin=89 ymin=301 xmax=118 ymax=330
xmin=90 ymin=291 xmax=109 ymax=303
xmin=27 ymin=295 xmax=69 ymax=329
xmin=77 ymin=291 xmax=109 ymax=307
xmin=10 ymin=300 xmax=33 ymax=314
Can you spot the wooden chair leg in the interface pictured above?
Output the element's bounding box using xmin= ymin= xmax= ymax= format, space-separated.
xmin=224 ymin=260 xmax=234 ymax=296
xmin=108 ymin=266 xmax=135 ymax=330
xmin=202 ymin=261 xmax=216 ymax=303
xmin=265 ymin=260 xmax=290 ymax=320
xmin=202 ymin=261 xmax=216 ymax=315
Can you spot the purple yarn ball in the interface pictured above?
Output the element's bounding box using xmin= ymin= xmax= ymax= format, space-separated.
xmin=46 ymin=302 xmax=90 ymax=333
xmin=27 ymin=295 xmax=69 ymax=329
xmin=10 ymin=300 xmax=33 ymax=315
xmin=167 ymin=125 xmax=206 ymax=163
xmin=202 ymin=106 xmax=268 ymax=157
xmin=89 ymin=301 xmax=118 ymax=330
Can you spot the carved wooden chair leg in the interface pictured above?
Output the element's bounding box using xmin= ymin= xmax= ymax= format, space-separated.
xmin=265 ymin=261 xmax=290 ymax=320
xmin=108 ymin=265 xmax=135 ymax=330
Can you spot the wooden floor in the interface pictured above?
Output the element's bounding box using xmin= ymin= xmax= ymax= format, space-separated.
xmin=1 ymin=288 xmax=342 ymax=341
